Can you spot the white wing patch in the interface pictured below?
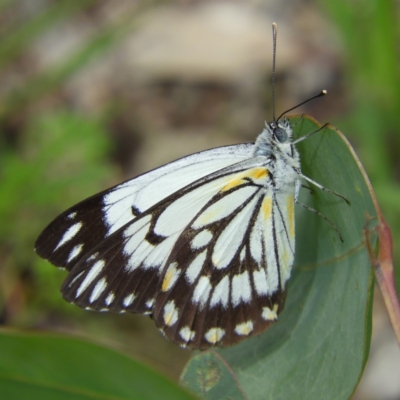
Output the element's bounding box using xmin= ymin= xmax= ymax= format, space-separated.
xmin=180 ymin=327 xmax=196 ymax=342
xmin=103 ymin=184 xmax=140 ymax=236
xmin=105 ymin=292 xmax=115 ymax=306
xmin=125 ymin=240 xmax=155 ymax=272
xmin=67 ymin=244 xmax=84 ymax=263
xmin=205 ymin=327 xmax=225 ymax=344
xmin=192 ymin=185 xmax=258 ymax=229
xmin=253 ymin=269 xmax=269 ymax=295
xmin=192 ymin=276 xmax=212 ymax=309
xmin=55 ymin=222 xmax=83 ymax=250
xmin=231 ymin=271 xmax=252 ymax=306
xmin=123 ymin=218 xmax=151 ymax=259
xmin=143 ymin=233 xmax=180 ymax=269
xmin=155 ymin=178 xmax=233 ymax=236
xmin=76 ymin=259 xmax=105 ymax=297
xmin=262 ymin=304 xmax=279 ymax=321
xmin=123 ymin=293 xmax=136 ymax=307
xmin=185 ymin=250 xmax=207 ymax=284
xmin=161 ymin=262 xmax=180 ymax=292
xmin=210 ymin=275 xmax=230 ymax=308
xmin=163 ymin=300 xmax=179 ymax=326
xmin=89 ymin=278 xmax=108 ymax=303
xmin=190 ymin=230 xmax=213 ymax=250
xmin=212 ymin=194 xmax=260 ymax=269
xmin=235 ymin=321 xmax=254 ymax=336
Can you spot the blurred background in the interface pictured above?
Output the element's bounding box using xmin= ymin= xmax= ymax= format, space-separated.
xmin=0 ymin=0 xmax=399 ymax=398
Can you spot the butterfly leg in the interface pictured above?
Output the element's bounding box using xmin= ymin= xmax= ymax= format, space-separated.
xmin=301 ymin=184 xmax=314 ymax=194
xmin=295 ymin=171 xmax=350 ymax=204
xmin=295 ymin=180 xmax=344 ymax=242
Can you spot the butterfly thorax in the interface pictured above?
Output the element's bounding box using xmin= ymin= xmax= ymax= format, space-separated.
xmin=253 ymin=118 xmax=300 ymax=191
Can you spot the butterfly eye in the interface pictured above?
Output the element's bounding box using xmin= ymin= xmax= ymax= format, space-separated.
xmin=274 ymin=127 xmax=288 ymax=143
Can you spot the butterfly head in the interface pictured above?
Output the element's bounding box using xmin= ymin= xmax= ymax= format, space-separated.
xmin=253 ymin=117 xmax=295 ymax=158
xmin=272 ymin=125 xmax=288 ymax=143
xmin=270 ymin=117 xmax=292 ymax=144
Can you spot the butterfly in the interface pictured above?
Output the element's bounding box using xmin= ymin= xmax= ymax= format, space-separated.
xmin=34 ymin=23 xmax=348 ymax=350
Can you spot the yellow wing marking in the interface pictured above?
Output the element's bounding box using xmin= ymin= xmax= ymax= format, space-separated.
xmin=262 ymin=197 xmax=272 ymax=220
xmin=222 ymin=167 xmax=268 ymax=192
xmin=262 ymin=304 xmax=279 ymax=321
xmin=287 ymin=194 xmax=295 ymax=239
xmin=162 ymin=263 xmax=179 ymax=292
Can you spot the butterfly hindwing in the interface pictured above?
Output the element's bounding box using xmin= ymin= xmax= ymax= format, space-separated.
xmin=153 ymin=182 xmax=295 ymax=348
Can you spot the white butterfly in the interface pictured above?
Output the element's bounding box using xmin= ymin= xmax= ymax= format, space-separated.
xmin=35 ymin=24 xmax=347 ymax=349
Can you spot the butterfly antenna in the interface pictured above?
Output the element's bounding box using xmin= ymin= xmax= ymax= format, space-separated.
xmin=272 ymin=22 xmax=278 ymax=121
xmin=276 ymin=90 xmax=327 ymax=121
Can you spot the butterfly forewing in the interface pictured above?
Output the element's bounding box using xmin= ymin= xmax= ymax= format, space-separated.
xmin=35 ymin=144 xmax=254 ymax=270
xmin=58 ymin=158 xmax=270 ymax=313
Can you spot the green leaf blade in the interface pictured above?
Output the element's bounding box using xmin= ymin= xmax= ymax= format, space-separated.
xmin=0 ymin=331 xmax=196 ymax=400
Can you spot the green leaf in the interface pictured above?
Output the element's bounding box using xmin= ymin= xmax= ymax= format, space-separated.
xmin=0 ymin=331 xmax=196 ymax=400
xmin=181 ymin=116 xmax=377 ymax=399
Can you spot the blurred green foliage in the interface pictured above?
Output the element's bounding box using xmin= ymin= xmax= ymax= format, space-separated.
xmin=319 ymin=0 xmax=400 ymax=291
xmin=0 ymin=111 xmax=115 ymax=323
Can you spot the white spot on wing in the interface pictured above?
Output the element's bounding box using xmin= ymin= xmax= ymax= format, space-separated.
xmin=105 ymin=292 xmax=115 ymax=306
xmin=67 ymin=244 xmax=84 ymax=263
xmin=123 ymin=293 xmax=136 ymax=307
xmin=145 ymin=298 xmax=155 ymax=309
xmin=76 ymin=259 xmax=106 ymax=297
xmin=262 ymin=304 xmax=279 ymax=321
xmin=55 ymin=222 xmax=83 ymax=250
xmin=163 ymin=300 xmax=179 ymax=326
xmin=68 ymin=271 xmax=85 ymax=287
xmin=179 ymin=327 xmax=196 ymax=342
xmin=205 ymin=327 xmax=225 ymax=344
xmin=89 ymin=278 xmax=107 ymax=303
xmin=67 ymin=212 xmax=77 ymax=220
xmin=210 ymin=276 xmax=229 ymax=308
xmin=192 ymin=276 xmax=212 ymax=308
xmin=235 ymin=321 xmax=254 ymax=336
xmin=87 ymin=252 xmax=98 ymax=262
xmin=185 ymin=250 xmax=207 ymax=284
xmin=162 ymin=262 xmax=180 ymax=292
xmin=191 ymin=230 xmax=213 ymax=250
xmin=231 ymin=271 xmax=252 ymax=306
